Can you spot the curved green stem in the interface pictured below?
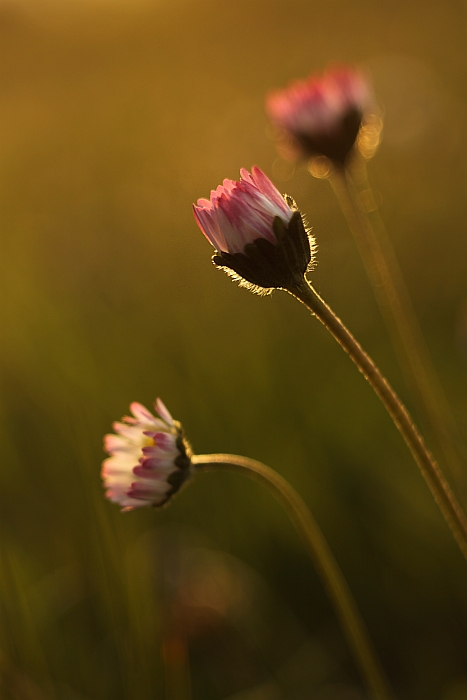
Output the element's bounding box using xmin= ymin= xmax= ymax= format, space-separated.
xmin=287 ymin=278 xmax=467 ymax=561
xmin=328 ymin=164 xmax=466 ymax=494
xmin=192 ymin=452 xmax=395 ymax=700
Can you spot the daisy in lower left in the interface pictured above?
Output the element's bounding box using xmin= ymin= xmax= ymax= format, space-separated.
xmin=102 ymin=399 xmax=192 ymax=511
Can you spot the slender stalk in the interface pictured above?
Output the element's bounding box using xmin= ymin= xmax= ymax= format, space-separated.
xmin=288 ymin=278 xmax=467 ymax=561
xmin=192 ymin=452 xmax=394 ymax=700
xmin=327 ymin=164 xmax=466 ymax=493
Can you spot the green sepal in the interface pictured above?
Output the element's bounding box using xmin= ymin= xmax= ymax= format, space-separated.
xmin=212 ymin=208 xmax=314 ymax=292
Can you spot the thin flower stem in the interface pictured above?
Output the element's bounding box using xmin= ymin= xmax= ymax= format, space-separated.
xmin=192 ymin=452 xmax=394 ymax=700
xmin=287 ymin=278 xmax=467 ymax=561
xmin=327 ymin=164 xmax=466 ymax=494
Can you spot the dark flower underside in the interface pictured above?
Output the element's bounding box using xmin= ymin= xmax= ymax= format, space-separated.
xmin=212 ymin=210 xmax=312 ymax=290
xmin=296 ymin=107 xmax=362 ymax=165
xmin=154 ymin=423 xmax=192 ymax=507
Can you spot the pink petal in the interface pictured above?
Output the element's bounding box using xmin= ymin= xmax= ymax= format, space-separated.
xmin=155 ymin=398 xmax=174 ymax=426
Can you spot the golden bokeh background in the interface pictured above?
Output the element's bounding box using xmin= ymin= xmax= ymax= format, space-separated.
xmin=1 ymin=0 xmax=467 ymax=698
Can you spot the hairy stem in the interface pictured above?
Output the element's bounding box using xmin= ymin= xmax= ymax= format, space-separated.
xmin=192 ymin=452 xmax=394 ymax=700
xmin=288 ymin=278 xmax=467 ymax=561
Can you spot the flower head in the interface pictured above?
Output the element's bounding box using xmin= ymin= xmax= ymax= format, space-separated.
xmin=102 ymin=399 xmax=192 ymax=511
xmin=266 ymin=67 xmax=372 ymax=166
xmin=193 ymin=166 xmax=315 ymax=293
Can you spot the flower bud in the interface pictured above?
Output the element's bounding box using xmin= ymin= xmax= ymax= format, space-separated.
xmin=266 ymin=66 xmax=373 ymax=166
xmin=193 ymin=167 xmax=315 ymax=293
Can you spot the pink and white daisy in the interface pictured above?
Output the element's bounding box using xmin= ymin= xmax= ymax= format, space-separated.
xmin=102 ymin=399 xmax=192 ymax=511
xmin=266 ymin=66 xmax=372 ymax=165
xmin=193 ymin=167 xmax=314 ymax=292
xmin=193 ymin=166 xmax=293 ymax=255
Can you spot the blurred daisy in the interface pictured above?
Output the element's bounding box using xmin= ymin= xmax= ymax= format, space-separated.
xmin=102 ymin=399 xmax=192 ymax=511
xmin=266 ymin=66 xmax=372 ymax=165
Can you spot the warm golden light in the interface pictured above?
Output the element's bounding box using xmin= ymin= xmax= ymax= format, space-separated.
xmin=357 ymin=110 xmax=384 ymax=160
xmin=307 ymin=155 xmax=332 ymax=179
xmin=1 ymin=1 xmax=466 ymax=699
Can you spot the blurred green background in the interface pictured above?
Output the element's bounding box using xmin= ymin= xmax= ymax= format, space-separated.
xmin=1 ymin=0 xmax=467 ymax=698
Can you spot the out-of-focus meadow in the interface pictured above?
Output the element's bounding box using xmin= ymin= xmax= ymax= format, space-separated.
xmin=1 ymin=0 xmax=467 ymax=698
